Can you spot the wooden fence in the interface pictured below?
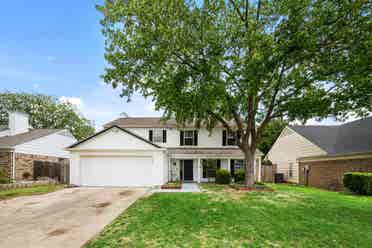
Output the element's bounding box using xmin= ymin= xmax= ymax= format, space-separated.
xmin=33 ymin=160 xmax=69 ymax=184
xmin=261 ymin=164 xmax=277 ymax=183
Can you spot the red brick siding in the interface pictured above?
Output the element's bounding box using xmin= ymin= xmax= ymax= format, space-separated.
xmin=299 ymin=157 xmax=372 ymax=191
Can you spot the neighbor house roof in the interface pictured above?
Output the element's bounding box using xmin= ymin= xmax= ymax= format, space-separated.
xmin=104 ymin=117 xmax=237 ymax=129
xmin=290 ymin=116 xmax=372 ymax=156
xmin=0 ymin=129 xmax=61 ymax=148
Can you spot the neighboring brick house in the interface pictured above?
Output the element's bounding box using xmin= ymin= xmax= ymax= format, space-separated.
xmin=267 ymin=116 xmax=372 ymax=190
xmin=0 ymin=111 xmax=76 ymax=182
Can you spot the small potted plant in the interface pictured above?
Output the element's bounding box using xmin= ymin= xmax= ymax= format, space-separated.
xmin=161 ymin=180 xmax=182 ymax=189
xmin=22 ymin=171 xmax=31 ymax=180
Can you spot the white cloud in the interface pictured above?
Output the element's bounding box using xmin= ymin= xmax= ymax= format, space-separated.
xmin=62 ymin=83 xmax=162 ymax=130
xmin=59 ymin=96 xmax=84 ymax=108
xmin=32 ymin=83 xmax=40 ymax=89
xmin=47 ymin=56 xmax=57 ymax=62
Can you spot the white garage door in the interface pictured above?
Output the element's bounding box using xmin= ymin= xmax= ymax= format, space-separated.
xmin=80 ymin=156 xmax=155 ymax=187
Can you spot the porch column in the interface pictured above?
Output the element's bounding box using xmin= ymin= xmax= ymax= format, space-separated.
xmin=168 ymin=157 xmax=171 ymax=182
xmin=227 ymin=159 xmax=231 ymax=172
xmin=197 ymin=158 xmax=201 ymax=183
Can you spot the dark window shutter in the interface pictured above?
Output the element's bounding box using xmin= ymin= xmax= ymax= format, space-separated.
xmin=180 ymin=131 xmax=184 ymax=146
xmin=217 ymin=160 xmax=221 ymax=169
xmin=230 ymin=160 xmax=235 ymax=176
xmin=163 ymin=130 xmax=167 ymax=143
xmin=194 ymin=130 xmax=198 ymax=146
xmin=149 ymin=130 xmax=153 ymax=142
xmin=222 ymin=130 xmax=227 ymax=146
xmin=236 ymin=131 xmax=241 ymax=145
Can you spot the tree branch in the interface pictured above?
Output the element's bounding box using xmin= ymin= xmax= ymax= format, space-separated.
xmin=256 ymin=0 xmax=261 ymax=21
xmin=229 ymin=0 xmax=246 ymax=23
xmin=245 ymin=0 xmax=249 ymax=24
xmin=207 ymin=111 xmax=233 ymax=133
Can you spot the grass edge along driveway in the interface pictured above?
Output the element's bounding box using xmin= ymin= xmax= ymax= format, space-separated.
xmin=86 ymin=184 xmax=372 ymax=248
xmin=0 ymin=184 xmax=64 ymax=200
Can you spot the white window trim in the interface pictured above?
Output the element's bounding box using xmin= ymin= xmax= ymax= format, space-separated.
xmin=183 ymin=130 xmax=195 ymax=146
xmin=227 ymin=130 xmax=237 ymax=146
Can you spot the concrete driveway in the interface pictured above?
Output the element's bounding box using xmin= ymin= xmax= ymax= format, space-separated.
xmin=0 ymin=187 xmax=149 ymax=248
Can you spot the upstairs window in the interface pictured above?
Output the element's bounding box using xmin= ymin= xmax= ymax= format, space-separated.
xmin=222 ymin=130 xmax=239 ymax=146
xmin=180 ymin=130 xmax=198 ymax=146
xmin=149 ymin=129 xmax=167 ymax=143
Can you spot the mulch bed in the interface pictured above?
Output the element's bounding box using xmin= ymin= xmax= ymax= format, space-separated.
xmin=234 ymin=187 xmax=274 ymax=192
xmin=230 ymin=184 xmax=275 ymax=192
xmin=161 ymin=185 xmax=182 ymax=189
xmin=161 ymin=182 xmax=182 ymax=189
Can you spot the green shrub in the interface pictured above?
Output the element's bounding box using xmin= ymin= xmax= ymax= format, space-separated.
xmin=343 ymin=172 xmax=372 ymax=195
xmin=22 ymin=171 xmax=31 ymax=180
xmin=0 ymin=167 xmax=9 ymax=184
xmin=234 ymin=170 xmax=245 ymax=183
xmin=216 ymin=169 xmax=231 ymax=184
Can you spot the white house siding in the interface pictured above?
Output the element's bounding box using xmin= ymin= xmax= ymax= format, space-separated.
xmin=266 ymin=127 xmax=327 ymax=183
xmin=68 ymin=127 xmax=167 ymax=186
xmin=127 ymin=127 xmax=236 ymax=148
xmin=75 ymin=128 xmax=156 ymax=150
xmin=14 ymin=130 xmax=76 ymax=158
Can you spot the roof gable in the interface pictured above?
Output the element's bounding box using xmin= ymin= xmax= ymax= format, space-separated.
xmin=68 ymin=126 xmax=161 ymax=150
xmin=0 ymin=129 xmax=61 ymax=148
xmin=290 ymin=116 xmax=372 ymax=155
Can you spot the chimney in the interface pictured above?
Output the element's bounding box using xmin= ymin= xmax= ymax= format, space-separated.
xmin=8 ymin=111 xmax=30 ymax=135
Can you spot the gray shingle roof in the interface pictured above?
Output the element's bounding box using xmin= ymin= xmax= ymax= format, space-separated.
xmin=104 ymin=117 xmax=179 ymax=128
xmin=104 ymin=117 xmax=236 ymax=129
xmin=0 ymin=129 xmax=61 ymax=148
xmin=290 ymin=116 xmax=372 ymax=155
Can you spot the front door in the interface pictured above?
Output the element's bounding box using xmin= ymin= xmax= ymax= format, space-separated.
xmin=183 ymin=160 xmax=194 ymax=181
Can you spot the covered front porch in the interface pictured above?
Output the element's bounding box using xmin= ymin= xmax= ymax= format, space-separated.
xmin=167 ymin=148 xmax=262 ymax=183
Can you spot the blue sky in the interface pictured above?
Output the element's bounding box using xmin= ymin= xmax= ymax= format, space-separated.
xmin=0 ymin=1 xmax=159 ymax=129
xmin=0 ymin=1 xmax=347 ymax=130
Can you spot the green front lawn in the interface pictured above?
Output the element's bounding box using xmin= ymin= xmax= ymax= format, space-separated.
xmin=86 ymin=184 xmax=372 ymax=248
xmin=0 ymin=184 xmax=64 ymax=200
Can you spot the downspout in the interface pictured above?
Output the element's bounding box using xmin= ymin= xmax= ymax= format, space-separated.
xmin=11 ymin=149 xmax=16 ymax=182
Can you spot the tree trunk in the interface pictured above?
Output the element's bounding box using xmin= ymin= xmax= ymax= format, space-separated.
xmin=244 ymin=149 xmax=255 ymax=187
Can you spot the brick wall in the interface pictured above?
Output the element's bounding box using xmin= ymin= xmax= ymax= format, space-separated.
xmin=15 ymin=153 xmax=69 ymax=181
xmin=299 ymin=157 xmax=372 ymax=191
xmin=0 ymin=151 xmax=12 ymax=180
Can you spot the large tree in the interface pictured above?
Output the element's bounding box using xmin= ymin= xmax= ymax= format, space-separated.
xmin=0 ymin=92 xmax=95 ymax=140
xmin=258 ymin=119 xmax=287 ymax=156
xmin=98 ymin=0 xmax=371 ymax=186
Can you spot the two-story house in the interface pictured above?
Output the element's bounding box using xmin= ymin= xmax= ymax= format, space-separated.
xmin=68 ymin=117 xmax=262 ymax=187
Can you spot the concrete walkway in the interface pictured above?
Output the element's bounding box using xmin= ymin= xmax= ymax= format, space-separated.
xmin=153 ymin=183 xmax=201 ymax=193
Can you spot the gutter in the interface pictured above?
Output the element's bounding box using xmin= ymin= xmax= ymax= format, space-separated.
xmin=298 ymin=151 xmax=372 ymax=162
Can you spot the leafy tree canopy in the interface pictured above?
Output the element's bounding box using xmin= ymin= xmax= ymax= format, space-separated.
xmin=0 ymin=92 xmax=95 ymax=140
xmin=98 ymin=0 xmax=371 ymax=185
xmin=258 ymin=119 xmax=287 ymax=156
